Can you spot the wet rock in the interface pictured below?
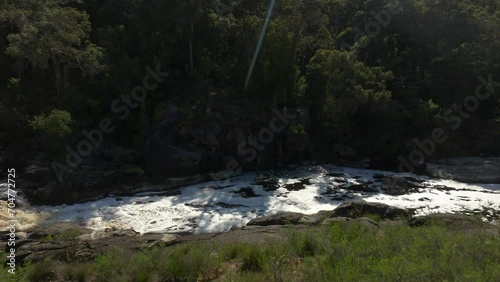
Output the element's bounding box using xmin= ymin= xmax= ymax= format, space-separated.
xmin=331 ymin=201 xmax=410 ymax=220
xmin=247 ymin=212 xmax=304 ymax=226
xmin=327 ymin=172 xmax=345 ymax=178
xmin=385 ymin=206 xmax=411 ymax=220
xmin=342 ymin=183 xmax=378 ymax=193
xmin=381 ymin=175 xmax=420 ymax=195
xmin=253 ymin=174 xmax=279 ymax=191
xmin=215 ymin=202 xmax=248 ymax=208
xmin=426 ymin=157 xmax=500 ymax=183
xmin=185 ymin=202 xmax=212 ymax=208
xmin=298 ymin=211 xmax=331 ymax=225
xmin=284 ymin=178 xmax=311 ymax=191
xmin=231 ymin=187 xmax=260 ymax=198
xmin=25 ymin=222 xmax=90 ymax=240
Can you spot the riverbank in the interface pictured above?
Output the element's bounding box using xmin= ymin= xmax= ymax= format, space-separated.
xmin=1 ymin=209 xmax=499 ymax=282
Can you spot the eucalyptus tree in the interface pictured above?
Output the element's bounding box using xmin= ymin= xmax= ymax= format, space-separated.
xmin=0 ymin=0 xmax=104 ymax=104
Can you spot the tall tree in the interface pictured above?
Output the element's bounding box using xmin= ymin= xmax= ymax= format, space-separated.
xmin=0 ymin=0 xmax=104 ymax=104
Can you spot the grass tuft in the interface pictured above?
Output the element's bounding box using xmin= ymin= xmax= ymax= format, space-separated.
xmin=2 ymin=217 xmax=499 ymax=281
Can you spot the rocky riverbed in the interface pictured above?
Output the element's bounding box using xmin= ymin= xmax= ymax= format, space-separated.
xmin=3 ymin=164 xmax=499 ymax=235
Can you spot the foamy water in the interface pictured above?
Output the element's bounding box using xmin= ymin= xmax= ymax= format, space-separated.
xmin=16 ymin=165 xmax=500 ymax=233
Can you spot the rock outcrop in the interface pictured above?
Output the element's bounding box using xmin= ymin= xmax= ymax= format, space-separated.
xmin=247 ymin=201 xmax=411 ymax=226
xmin=330 ymin=201 xmax=410 ymax=220
xmin=20 ymin=147 xmax=205 ymax=205
xmin=381 ymin=175 xmax=420 ymax=195
xmin=426 ymin=157 xmax=500 ymax=183
xmin=144 ymin=99 xmax=311 ymax=178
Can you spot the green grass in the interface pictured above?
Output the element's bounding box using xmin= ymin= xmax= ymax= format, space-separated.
xmin=2 ymin=220 xmax=499 ymax=282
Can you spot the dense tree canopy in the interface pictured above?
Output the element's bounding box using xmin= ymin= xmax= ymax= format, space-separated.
xmin=1 ymin=0 xmax=499 ymax=167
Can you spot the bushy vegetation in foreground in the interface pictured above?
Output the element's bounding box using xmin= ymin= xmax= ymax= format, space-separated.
xmin=2 ymin=221 xmax=500 ymax=282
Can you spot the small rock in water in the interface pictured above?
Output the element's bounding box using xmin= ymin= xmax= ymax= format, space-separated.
xmin=342 ymin=184 xmax=378 ymax=193
xmin=284 ymin=178 xmax=311 ymax=191
xmin=232 ymin=187 xmax=261 ymax=198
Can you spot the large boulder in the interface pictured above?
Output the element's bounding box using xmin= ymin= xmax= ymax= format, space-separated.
xmin=381 ymin=175 xmax=420 ymax=195
xmin=426 ymin=157 xmax=500 ymax=183
xmin=26 ymin=145 xmax=145 ymax=205
xmin=331 ymin=201 xmax=410 ymax=220
xmin=144 ymin=101 xmax=309 ymax=178
xmin=144 ymin=135 xmax=203 ymax=177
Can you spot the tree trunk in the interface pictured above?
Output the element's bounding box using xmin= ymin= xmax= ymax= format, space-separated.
xmin=189 ymin=22 xmax=194 ymax=72
xmin=63 ymin=63 xmax=68 ymax=90
xmin=52 ymin=55 xmax=62 ymax=106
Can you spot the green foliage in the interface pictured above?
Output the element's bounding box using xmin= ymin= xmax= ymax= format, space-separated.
xmin=0 ymin=0 xmax=104 ymax=103
xmin=160 ymin=242 xmax=221 ymax=280
xmin=6 ymin=77 xmax=20 ymax=90
xmin=306 ymin=49 xmax=398 ymax=154
xmin=23 ymin=257 xmax=57 ymax=282
xmin=363 ymin=213 xmax=382 ymax=222
xmin=56 ymin=228 xmax=83 ymax=240
xmin=289 ymin=123 xmax=306 ymax=135
xmin=41 ymin=234 xmax=53 ymax=242
xmin=1 ymin=0 xmax=104 ymax=73
xmin=62 ymin=262 xmax=95 ymax=282
xmin=1 ymin=0 xmax=500 ymax=162
xmin=288 ymin=230 xmax=321 ymax=257
xmin=30 ymin=109 xmax=72 ymax=152
xmin=241 ymin=245 xmax=265 ymax=271
xmin=307 ymin=49 xmax=393 ymax=122
xmin=30 ymin=109 xmax=72 ymax=137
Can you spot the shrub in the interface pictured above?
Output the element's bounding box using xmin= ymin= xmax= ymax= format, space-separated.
xmin=30 ymin=109 xmax=72 ymax=137
xmin=30 ymin=109 xmax=72 ymax=151
xmin=160 ymin=242 xmax=221 ymax=281
xmin=23 ymin=257 xmax=57 ymax=282
xmin=93 ymin=248 xmax=131 ymax=281
xmin=63 ymin=262 xmax=95 ymax=282
xmin=241 ymin=245 xmax=265 ymax=271
xmin=287 ymin=229 xmax=322 ymax=258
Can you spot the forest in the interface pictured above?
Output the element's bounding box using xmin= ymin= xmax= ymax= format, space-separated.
xmin=1 ymin=0 xmax=500 ymax=182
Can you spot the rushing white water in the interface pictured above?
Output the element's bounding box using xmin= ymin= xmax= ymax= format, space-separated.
xmin=29 ymin=165 xmax=500 ymax=234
